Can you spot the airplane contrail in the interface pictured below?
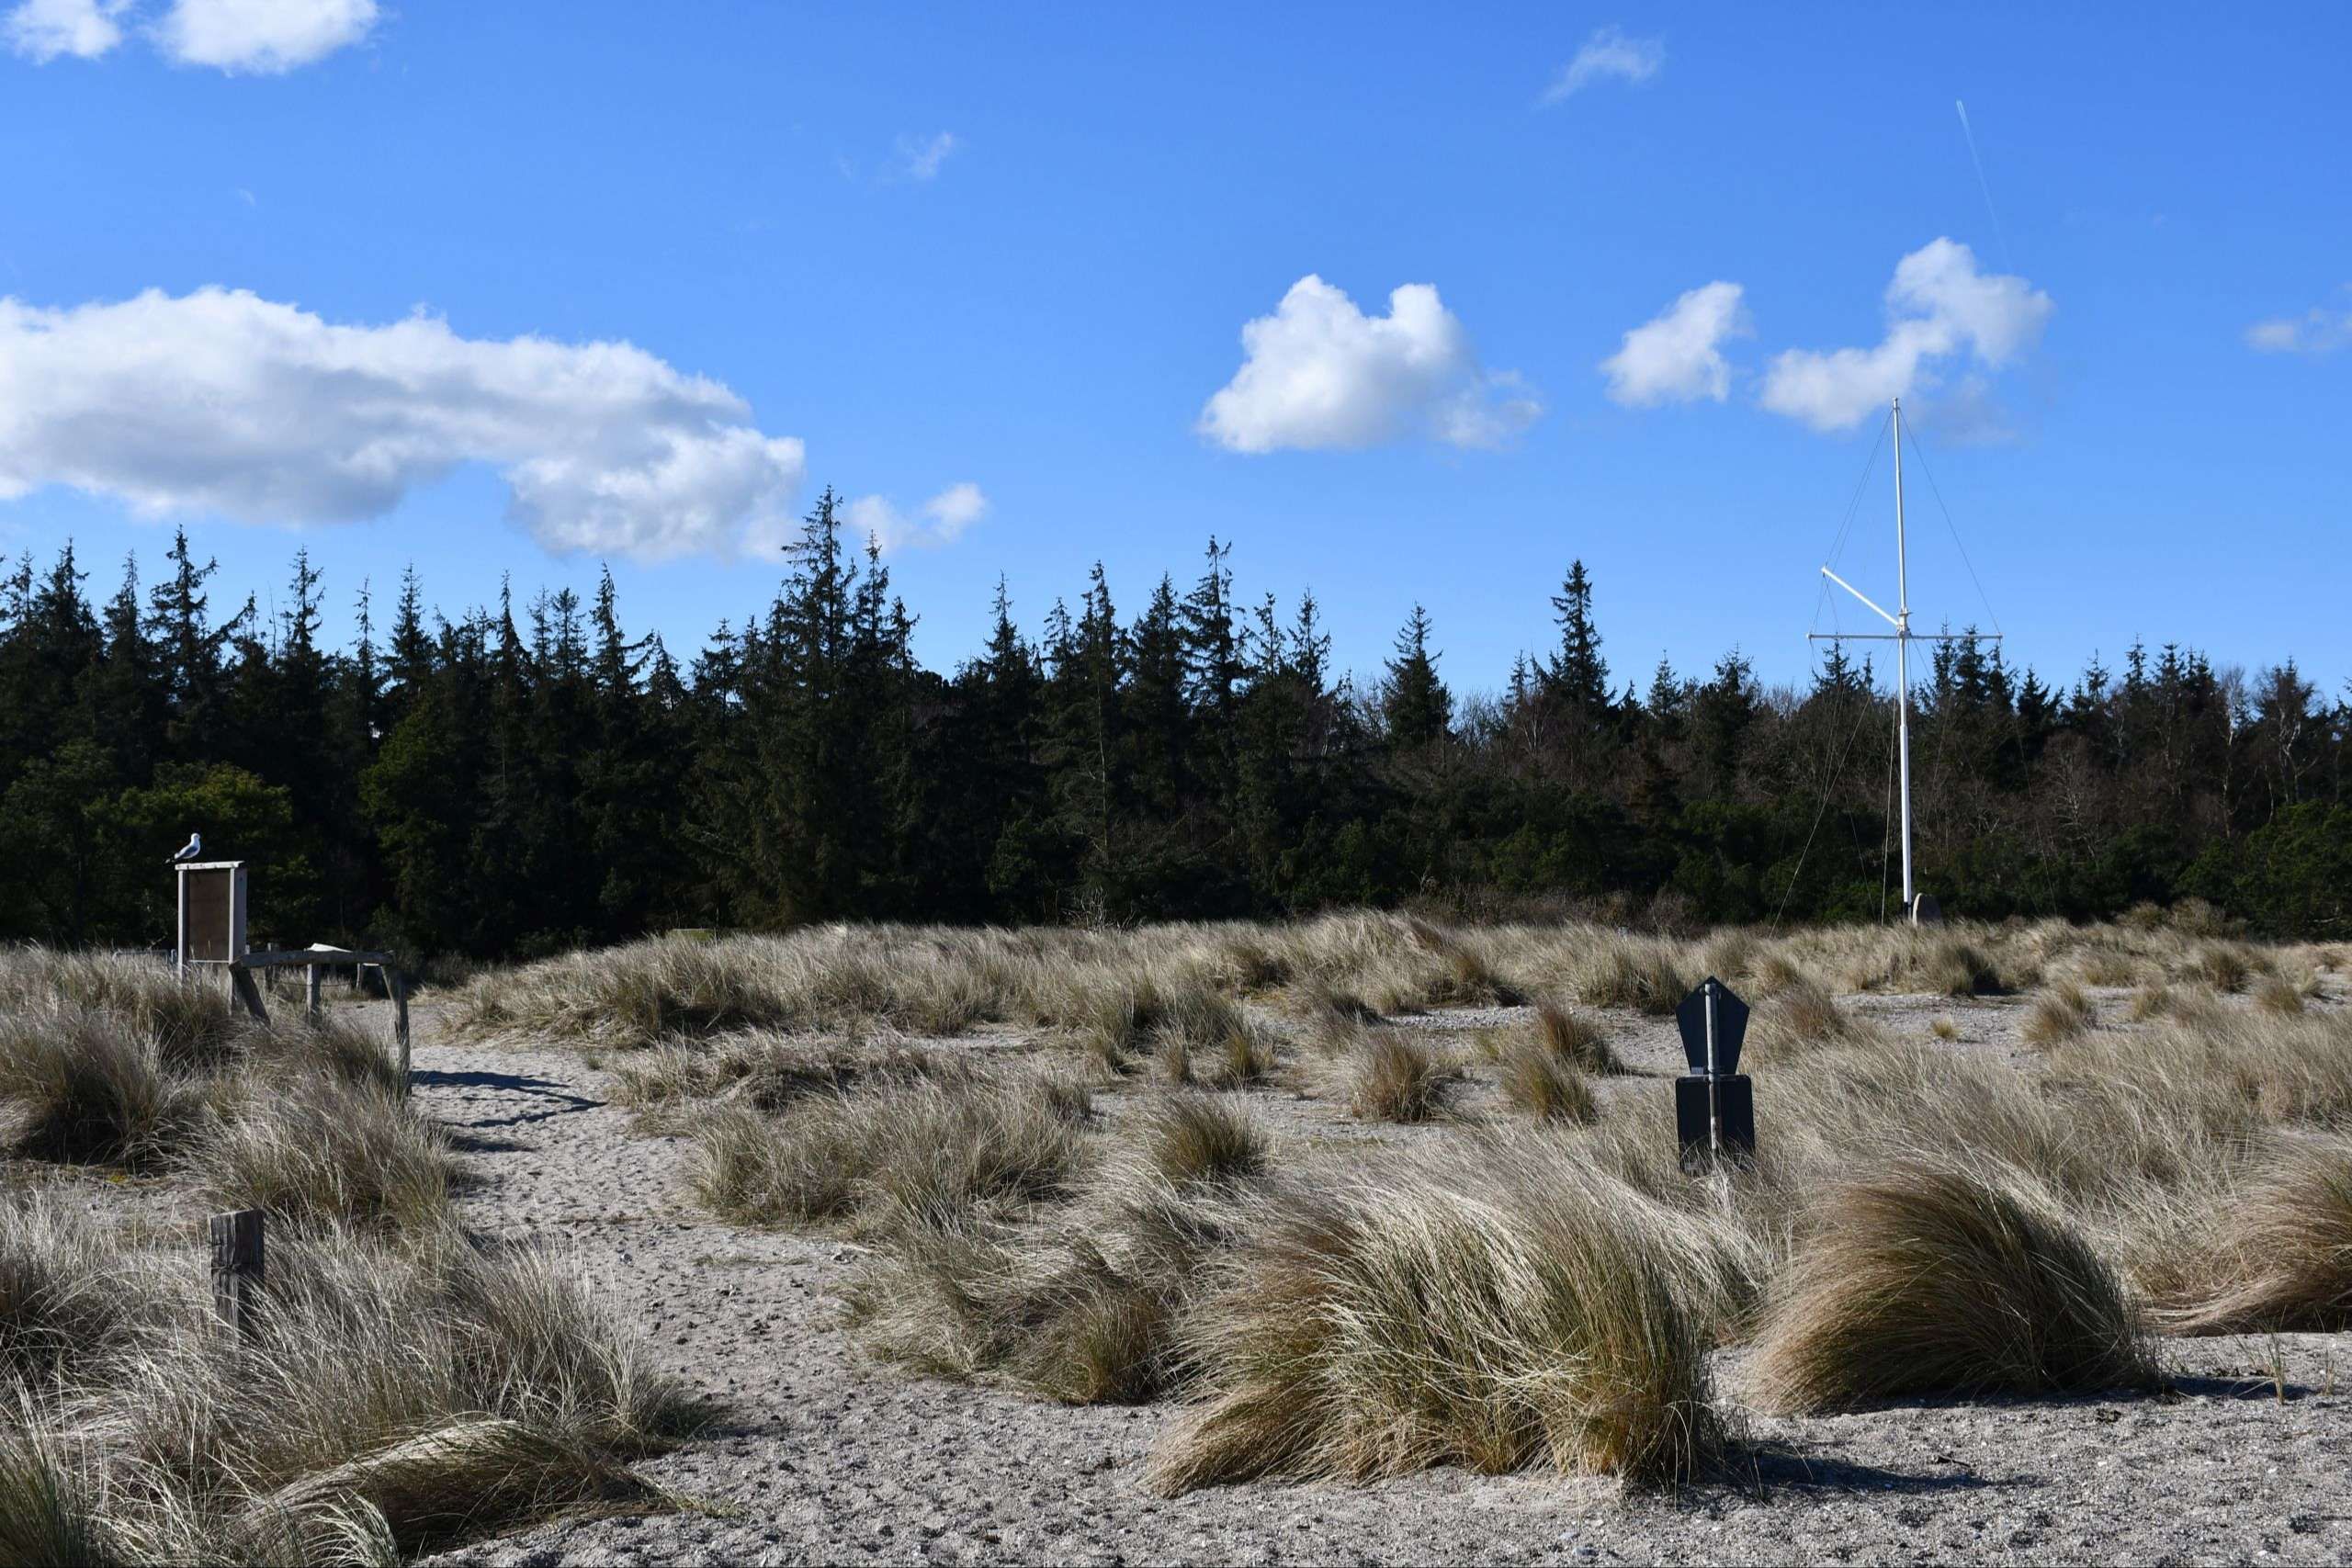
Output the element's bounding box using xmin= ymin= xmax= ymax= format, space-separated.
xmin=1955 ymin=99 xmax=2016 ymax=274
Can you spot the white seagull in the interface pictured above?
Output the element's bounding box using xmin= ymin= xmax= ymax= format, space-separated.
xmin=167 ymin=832 xmax=202 ymax=866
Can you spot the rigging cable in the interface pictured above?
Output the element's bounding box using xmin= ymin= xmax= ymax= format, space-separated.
xmin=1781 ymin=407 xmax=1899 ymax=927
xmin=1901 ymin=418 xmax=2005 ymax=637
xmin=1773 ymin=687 xmax=1879 ymax=930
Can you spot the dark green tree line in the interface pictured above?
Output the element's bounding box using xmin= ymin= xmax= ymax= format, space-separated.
xmin=4 ymin=500 xmax=2347 ymax=953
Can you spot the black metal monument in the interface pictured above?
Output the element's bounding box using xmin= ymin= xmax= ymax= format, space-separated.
xmin=1674 ymin=976 xmax=1755 ymax=1171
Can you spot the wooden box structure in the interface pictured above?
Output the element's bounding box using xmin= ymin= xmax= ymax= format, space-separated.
xmin=170 ymin=859 xmax=413 ymax=1089
xmin=175 ymin=862 xmax=249 ymax=971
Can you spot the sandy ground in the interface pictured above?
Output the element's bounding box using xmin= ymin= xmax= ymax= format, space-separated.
xmin=320 ymin=987 xmax=2352 ymax=1567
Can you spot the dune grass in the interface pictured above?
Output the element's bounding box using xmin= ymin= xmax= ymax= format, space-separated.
xmin=1151 ymin=1136 xmax=1722 ymax=1493
xmin=2156 ymin=1134 xmax=2352 ymax=1335
xmin=692 ymin=1071 xmax=1091 ymax=1235
xmin=57 ymin=912 xmax=2334 ymax=1520
xmin=1747 ymin=1159 xmax=2159 ymax=1412
xmin=1345 ymin=1034 xmax=1452 ymax=1123
xmin=2021 ymin=982 xmax=2096 ymax=1048
xmin=0 ymin=950 xmax=694 ymax=1563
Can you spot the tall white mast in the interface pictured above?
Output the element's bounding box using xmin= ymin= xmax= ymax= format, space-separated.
xmin=1812 ymin=396 xmax=1993 ymax=923
xmin=1892 ymin=397 xmax=1913 ymax=913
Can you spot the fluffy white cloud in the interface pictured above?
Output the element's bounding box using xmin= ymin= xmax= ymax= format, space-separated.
xmin=158 ymin=0 xmax=376 ymax=72
xmin=2246 ymin=294 xmax=2352 ymax=355
xmin=842 ymin=483 xmax=989 ymax=554
xmin=1199 ymin=276 xmax=1539 ymax=454
xmin=895 ymin=131 xmax=958 ymax=182
xmin=0 ymin=287 xmax=807 ymax=561
xmin=1760 ymin=239 xmax=2052 ymax=432
xmin=4 ymin=0 xmax=127 ymax=61
xmin=1600 ymin=281 xmax=1747 ymax=406
xmin=1543 ymin=25 xmax=1663 ymax=104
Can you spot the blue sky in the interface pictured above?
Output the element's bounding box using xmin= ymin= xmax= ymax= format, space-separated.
xmin=2 ymin=2 xmax=2346 ymax=695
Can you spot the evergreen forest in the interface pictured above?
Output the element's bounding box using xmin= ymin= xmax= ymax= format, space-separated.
xmin=5 ymin=490 xmax=2346 ymax=956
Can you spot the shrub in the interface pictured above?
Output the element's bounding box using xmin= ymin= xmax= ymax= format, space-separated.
xmin=1746 ymin=1160 xmax=2158 ymax=1412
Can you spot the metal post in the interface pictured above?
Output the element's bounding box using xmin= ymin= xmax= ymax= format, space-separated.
xmin=209 ymin=1209 xmax=264 ymax=1341
xmin=390 ymin=968 xmax=411 ymax=1091
xmin=305 ymin=964 xmax=322 ymax=1023
xmin=1893 ymin=397 xmax=1916 ymax=919
xmin=1702 ymin=980 xmax=1721 ymax=1156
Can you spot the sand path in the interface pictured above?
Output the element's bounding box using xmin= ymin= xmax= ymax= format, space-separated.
xmin=408 ymin=998 xmax=2352 ymax=1566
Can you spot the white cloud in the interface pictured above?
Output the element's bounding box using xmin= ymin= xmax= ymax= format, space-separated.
xmin=1199 ymin=275 xmax=1539 ymax=454
xmin=895 ymin=131 xmax=958 ymax=182
xmin=1760 ymin=238 xmax=2052 ymax=432
xmin=158 ymin=0 xmax=376 ymax=73
xmin=842 ymin=482 xmax=989 ymax=554
xmin=1601 ymin=280 xmax=1747 ymax=406
xmin=5 ymin=0 xmax=128 ymax=61
xmin=2246 ymin=293 xmax=2352 ymax=355
xmin=0 ymin=287 xmax=807 ymax=561
xmin=1542 ymin=25 xmax=1663 ymax=104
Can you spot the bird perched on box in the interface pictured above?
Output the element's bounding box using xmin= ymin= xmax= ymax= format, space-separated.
xmin=167 ymin=833 xmax=202 ymax=865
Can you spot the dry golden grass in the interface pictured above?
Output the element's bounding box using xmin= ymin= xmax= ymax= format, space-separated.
xmin=841 ymin=1091 xmax=1277 ymax=1406
xmin=187 ymin=1072 xmax=458 ymax=1234
xmin=1531 ymin=1000 xmax=1621 ymax=1075
xmin=1747 ymin=1159 xmax=2159 ymax=1412
xmin=1497 ymin=1045 xmax=1597 ymax=1124
xmin=0 ymin=1201 xmax=695 ymax=1564
xmin=2021 ymin=982 xmax=2096 ymax=1048
xmin=404 ymin=914 xmax=2352 ymax=1498
xmin=1345 ymin=1034 xmax=1452 ymax=1123
xmin=2154 ymin=1134 xmax=2352 ymax=1335
xmin=1151 ymin=1136 xmax=1722 ymax=1493
xmin=2255 ymin=975 xmax=2307 ymax=1016
xmin=0 ymin=950 xmax=695 ymax=1562
xmin=692 ymin=1071 xmax=1091 ymax=1235
xmin=1745 ymin=977 xmax=1888 ymax=1066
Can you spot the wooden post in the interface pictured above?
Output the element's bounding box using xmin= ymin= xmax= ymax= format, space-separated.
xmin=390 ymin=967 xmax=411 ymax=1090
xmin=305 ymin=963 xmax=322 ymax=1023
xmin=209 ymin=1209 xmax=264 ymax=1340
xmin=228 ymin=964 xmax=270 ymax=1024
